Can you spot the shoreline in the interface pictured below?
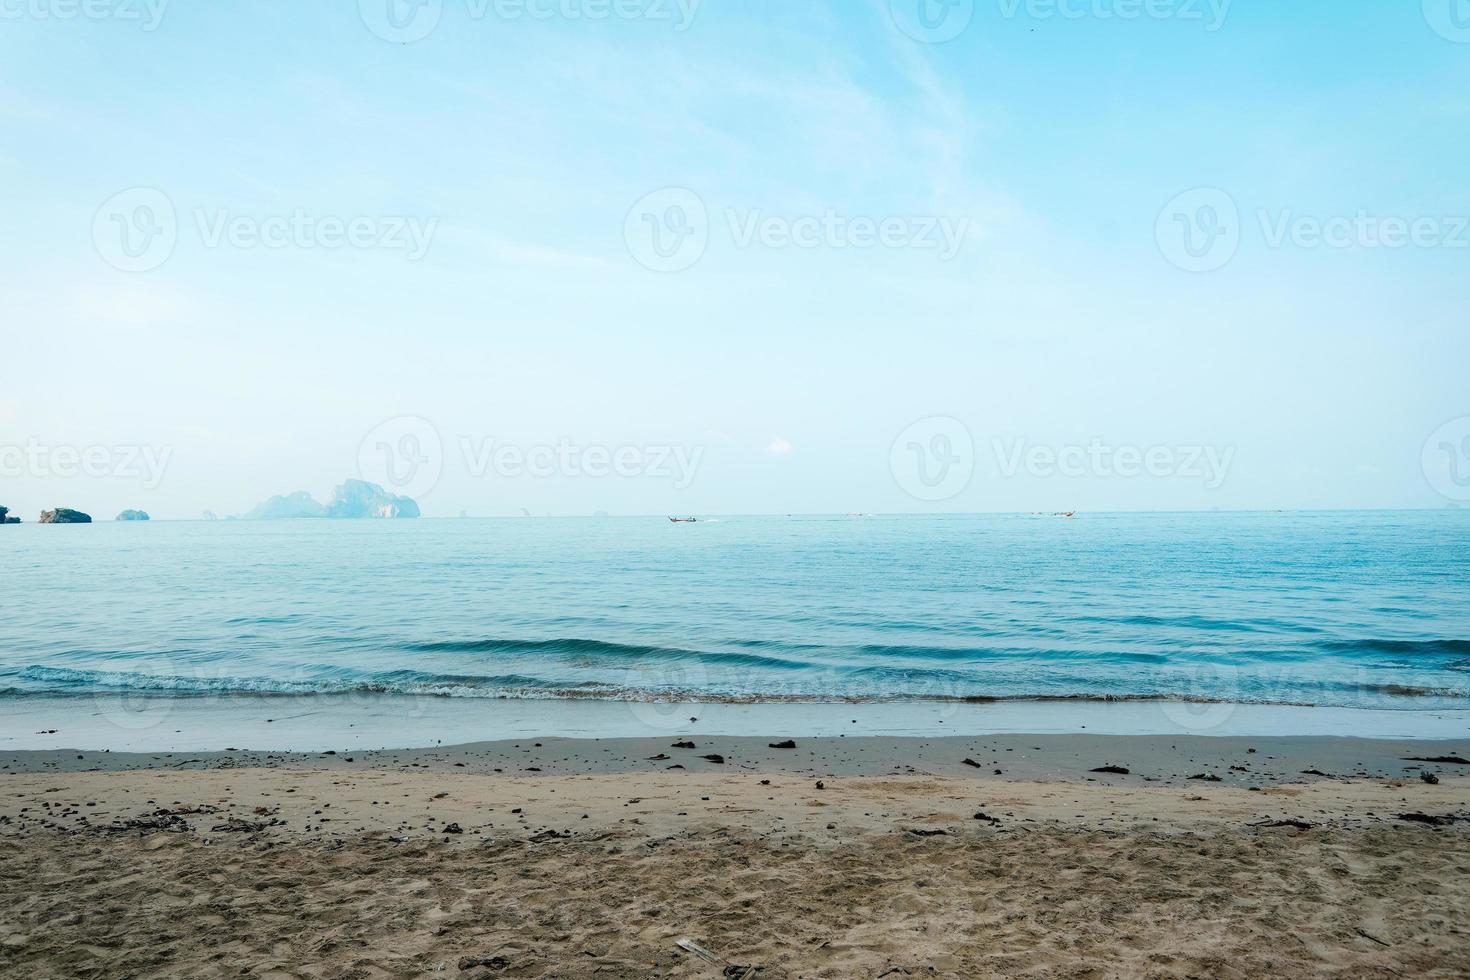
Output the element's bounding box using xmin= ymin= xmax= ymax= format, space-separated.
xmin=3 ymin=693 xmax=1469 ymax=753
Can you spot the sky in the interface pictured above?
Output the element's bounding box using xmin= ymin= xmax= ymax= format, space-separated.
xmin=1 ymin=0 xmax=1468 ymax=518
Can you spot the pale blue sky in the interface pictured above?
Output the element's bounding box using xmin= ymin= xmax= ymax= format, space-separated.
xmin=2 ymin=1 xmax=1468 ymax=518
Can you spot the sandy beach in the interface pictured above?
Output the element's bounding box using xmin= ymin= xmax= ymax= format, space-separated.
xmin=3 ymin=735 xmax=1468 ymax=978
xmin=9 ymin=0 xmax=1468 ymax=976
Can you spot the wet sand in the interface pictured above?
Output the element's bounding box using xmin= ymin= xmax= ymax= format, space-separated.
xmin=7 ymin=692 xmax=1468 ymax=755
xmin=3 ymin=735 xmax=1468 ymax=977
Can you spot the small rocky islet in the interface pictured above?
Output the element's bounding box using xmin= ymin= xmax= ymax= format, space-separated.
xmin=37 ymin=508 xmax=92 ymax=524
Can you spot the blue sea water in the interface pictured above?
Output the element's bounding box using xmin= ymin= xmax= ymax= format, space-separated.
xmin=2 ymin=511 xmax=1469 ymax=712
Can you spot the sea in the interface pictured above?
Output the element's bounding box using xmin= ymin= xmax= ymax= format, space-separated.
xmin=3 ymin=511 xmax=1469 ymax=749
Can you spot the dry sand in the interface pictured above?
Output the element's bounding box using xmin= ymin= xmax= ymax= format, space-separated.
xmin=2 ymin=735 xmax=1468 ymax=978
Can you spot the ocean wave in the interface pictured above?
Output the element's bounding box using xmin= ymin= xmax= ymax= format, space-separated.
xmin=407 ymin=634 xmax=1470 ymax=668
xmin=1318 ymin=638 xmax=1470 ymax=658
xmin=403 ymin=637 xmax=813 ymax=672
xmin=10 ymin=665 xmax=619 ymax=700
xmin=1356 ymin=682 xmax=1469 ymax=699
xmin=405 ymin=636 xmax=1205 ymax=668
xmin=1068 ymin=613 xmax=1322 ymax=635
xmin=4 ymin=664 xmax=1466 ymax=707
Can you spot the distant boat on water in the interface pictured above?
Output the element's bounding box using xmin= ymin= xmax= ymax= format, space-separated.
xmin=669 ymin=516 xmax=698 ymax=523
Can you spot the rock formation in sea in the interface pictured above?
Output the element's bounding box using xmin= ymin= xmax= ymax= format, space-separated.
xmin=324 ymin=479 xmax=420 ymax=519
xmin=242 ymin=491 xmax=327 ymax=521
xmin=116 ymin=510 xmax=151 ymax=521
xmin=0 ymin=506 xmax=20 ymax=525
xmin=239 ymin=480 xmax=419 ymax=520
xmin=38 ymin=508 xmax=92 ymax=524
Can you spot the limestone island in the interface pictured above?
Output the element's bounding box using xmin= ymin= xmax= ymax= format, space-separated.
xmin=241 ymin=479 xmax=419 ymax=520
xmin=116 ymin=510 xmax=151 ymax=522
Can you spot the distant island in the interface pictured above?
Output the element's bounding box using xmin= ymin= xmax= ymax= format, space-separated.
xmin=244 ymin=490 xmax=325 ymax=520
xmin=39 ymin=508 xmax=92 ymax=524
xmin=4 ymin=481 xmax=418 ymax=525
xmin=242 ymin=479 xmax=419 ymax=520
